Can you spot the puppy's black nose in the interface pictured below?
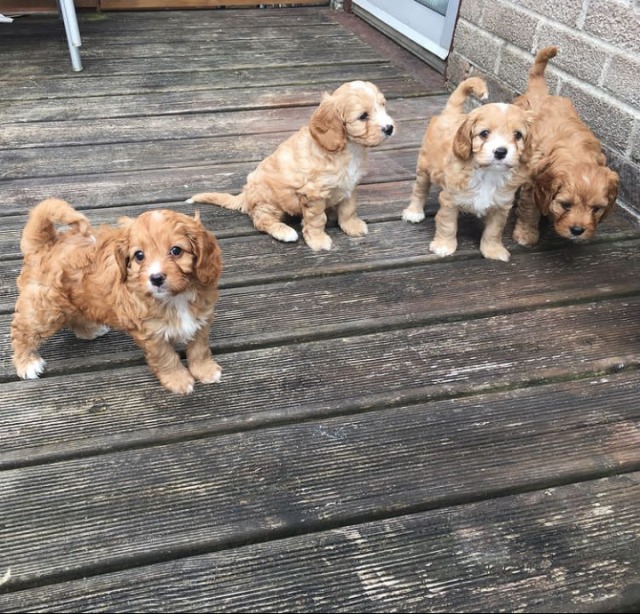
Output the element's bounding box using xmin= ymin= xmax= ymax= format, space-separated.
xmin=494 ymin=147 xmax=508 ymax=160
xmin=150 ymin=273 xmax=166 ymax=287
xmin=570 ymin=226 xmax=585 ymax=236
xmin=383 ymin=124 xmax=394 ymax=137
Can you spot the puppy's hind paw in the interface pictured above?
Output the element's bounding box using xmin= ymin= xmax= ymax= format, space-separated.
xmin=512 ymin=226 xmax=539 ymax=247
xmin=73 ymin=324 xmax=111 ymax=340
xmin=190 ymin=359 xmax=222 ymax=385
xmin=429 ymin=238 xmax=457 ymax=258
xmin=270 ymin=223 xmax=299 ymax=243
xmin=305 ymin=232 xmax=333 ymax=251
xmin=158 ymin=369 xmax=195 ymax=395
xmin=340 ymin=217 xmax=368 ymax=237
xmin=481 ymin=243 xmax=511 ymax=262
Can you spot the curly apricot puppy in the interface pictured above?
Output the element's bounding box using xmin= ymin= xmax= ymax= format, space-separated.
xmin=403 ymin=77 xmax=532 ymax=262
xmin=11 ymin=199 xmax=223 ymax=394
xmin=512 ymin=46 xmax=619 ymax=246
xmin=188 ymin=80 xmax=395 ymax=251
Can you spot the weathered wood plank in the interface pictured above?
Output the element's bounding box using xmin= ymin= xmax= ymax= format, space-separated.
xmin=0 ymin=60 xmax=397 ymax=102
xmin=0 ymin=150 xmax=415 ymax=213
xmin=2 ymin=234 xmax=640 ymax=377
xmin=2 ymin=206 xmax=639 ymax=311
xmin=1 ymin=371 xmax=639 ymax=589
xmin=0 ymin=96 xmax=437 ymax=148
xmin=6 ymin=22 xmax=346 ymax=53
xmin=0 ymin=76 xmax=432 ymax=122
xmin=3 ymin=30 xmax=374 ymax=65
xmin=2 ymin=472 xmax=639 ymax=612
xmin=0 ymin=179 xmax=422 ymax=256
xmin=1 ymin=126 xmax=423 ymax=181
xmin=0 ymin=47 xmax=390 ymax=81
xmin=1 ymin=296 xmax=640 ymax=466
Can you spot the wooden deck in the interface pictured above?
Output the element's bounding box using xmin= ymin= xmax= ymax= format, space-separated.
xmin=2 ymin=7 xmax=640 ymax=612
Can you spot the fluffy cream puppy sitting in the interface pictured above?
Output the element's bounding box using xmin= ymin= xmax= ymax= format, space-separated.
xmin=188 ymin=80 xmax=395 ymax=251
xmin=403 ymin=77 xmax=532 ymax=261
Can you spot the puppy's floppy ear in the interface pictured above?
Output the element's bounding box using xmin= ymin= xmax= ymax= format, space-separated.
xmin=452 ymin=118 xmax=474 ymax=160
xmin=115 ymin=216 xmax=133 ymax=282
xmin=532 ymin=161 xmax=558 ymax=215
xmin=520 ymin=111 xmax=536 ymax=164
xmin=602 ymin=168 xmax=620 ymax=220
xmin=309 ymin=93 xmax=347 ymax=152
xmin=189 ymin=213 xmax=222 ymax=287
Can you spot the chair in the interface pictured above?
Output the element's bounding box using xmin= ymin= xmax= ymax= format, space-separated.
xmin=0 ymin=1 xmax=83 ymax=71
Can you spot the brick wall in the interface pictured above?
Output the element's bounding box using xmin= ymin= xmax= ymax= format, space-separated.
xmin=447 ymin=0 xmax=640 ymax=212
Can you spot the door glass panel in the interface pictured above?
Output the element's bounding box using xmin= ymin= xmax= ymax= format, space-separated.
xmin=414 ymin=0 xmax=449 ymax=16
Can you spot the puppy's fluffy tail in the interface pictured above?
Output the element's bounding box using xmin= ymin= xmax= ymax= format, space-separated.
xmin=525 ymin=45 xmax=558 ymax=101
xmin=20 ymin=198 xmax=91 ymax=257
xmin=443 ymin=77 xmax=488 ymax=114
xmin=187 ymin=192 xmax=247 ymax=213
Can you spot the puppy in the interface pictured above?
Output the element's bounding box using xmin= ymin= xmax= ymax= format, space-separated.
xmin=512 ymin=46 xmax=619 ymax=245
xmin=403 ymin=77 xmax=532 ymax=262
xmin=187 ymin=80 xmax=395 ymax=251
xmin=11 ymin=199 xmax=223 ymax=394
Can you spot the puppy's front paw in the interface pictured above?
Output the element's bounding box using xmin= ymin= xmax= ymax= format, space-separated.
xmin=513 ymin=224 xmax=539 ymax=247
xmin=429 ymin=238 xmax=457 ymax=258
xmin=340 ymin=217 xmax=368 ymax=237
xmin=402 ymin=208 xmax=425 ymax=223
xmin=189 ymin=359 xmax=222 ymax=384
xmin=305 ymin=232 xmax=333 ymax=251
xmin=270 ymin=223 xmax=299 ymax=243
xmin=481 ymin=242 xmax=511 ymax=262
xmin=158 ymin=368 xmax=195 ymax=395
xmin=16 ymin=356 xmax=46 ymax=380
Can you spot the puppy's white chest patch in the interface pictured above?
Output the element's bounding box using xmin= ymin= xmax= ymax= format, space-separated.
xmin=161 ymin=292 xmax=205 ymax=343
xmin=329 ymin=143 xmax=366 ymax=204
xmin=458 ymin=168 xmax=514 ymax=215
xmin=345 ymin=145 xmax=366 ymax=188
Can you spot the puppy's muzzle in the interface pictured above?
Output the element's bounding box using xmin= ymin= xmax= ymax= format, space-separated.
xmin=150 ymin=272 xmax=167 ymax=288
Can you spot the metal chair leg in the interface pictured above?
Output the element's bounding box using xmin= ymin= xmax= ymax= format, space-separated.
xmin=58 ymin=0 xmax=83 ymax=71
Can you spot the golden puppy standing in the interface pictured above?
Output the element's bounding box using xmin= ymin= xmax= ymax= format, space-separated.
xmin=512 ymin=46 xmax=619 ymax=245
xmin=403 ymin=77 xmax=532 ymax=261
xmin=188 ymin=80 xmax=395 ymax=251
xmin=11 ymin=199 xmax=222 ymax=394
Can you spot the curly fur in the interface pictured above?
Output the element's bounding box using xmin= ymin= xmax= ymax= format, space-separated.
xmin=187 ymin=80 xmax=395 ymax=251
xmin=11 ymin=199 xmax=223 ymax=394
xmin=512 ymin=46 xmax=619 ymax=245
xmin=403 ymin=77 xmax=533 ymax=261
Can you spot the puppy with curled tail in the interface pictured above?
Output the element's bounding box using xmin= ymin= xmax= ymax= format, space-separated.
xmin=11 ymin=198 xmax=223 ymax=394
xmin=403 ymin=77 xmax=532 ymax=261
xmin=512 ymin=46 xmax=619 ymax=245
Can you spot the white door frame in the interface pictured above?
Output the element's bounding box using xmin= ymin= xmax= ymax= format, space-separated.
xmin=351 ymin=0 xmax=461 ymax=71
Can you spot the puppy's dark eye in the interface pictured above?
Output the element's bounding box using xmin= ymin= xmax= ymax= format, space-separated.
xmin=560 ymin=202 xmax=572 ymax=211
xmin=514 ymin=130 xmax=524 ymax=141
xmin=359 ymin=112 xmax=369 ymax=121
xmin=134 ymin=250 xmax=145 ymax=262
xmin=169 ymin=246 xmax=183 ymax=257
xmin=592 ymin=206 xmax=605 ymax=215
xmin=479 ymin=129 xmax=490 ymax=139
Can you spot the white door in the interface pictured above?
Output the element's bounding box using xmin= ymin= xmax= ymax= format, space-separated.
xmin=352 ymin=0 xmax=461 ymax=68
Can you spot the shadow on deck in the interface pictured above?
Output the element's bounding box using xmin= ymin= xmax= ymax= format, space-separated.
xmin=1 ymin=6 xmax=640 ymax=612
